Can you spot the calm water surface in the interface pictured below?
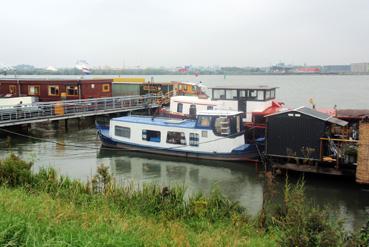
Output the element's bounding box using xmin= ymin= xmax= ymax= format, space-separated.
xmin=1 ymin=75 xmax=369 ymax=231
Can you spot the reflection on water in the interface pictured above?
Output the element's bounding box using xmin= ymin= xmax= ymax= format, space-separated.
xmin=102 ymin=150 xmax=264 ymax=215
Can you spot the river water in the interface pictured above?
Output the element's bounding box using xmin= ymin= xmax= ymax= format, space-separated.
xmin=1 ymin=74 xmax=369 ymax=231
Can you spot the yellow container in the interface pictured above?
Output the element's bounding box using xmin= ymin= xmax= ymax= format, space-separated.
xmin=54 ymin=102 xmax=64 ymax=116
xmin=113 ymin=78 xmax=145 ymax=83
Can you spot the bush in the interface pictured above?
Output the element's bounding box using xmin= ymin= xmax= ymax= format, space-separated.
xmin=0 ymin=154 xmax=33 ymax=187
xmin=265 ymin=179 xmax=346 ymax=247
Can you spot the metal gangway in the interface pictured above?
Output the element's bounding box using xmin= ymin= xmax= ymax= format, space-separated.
xmin=0 ymin=94 xmax=160 ymax=127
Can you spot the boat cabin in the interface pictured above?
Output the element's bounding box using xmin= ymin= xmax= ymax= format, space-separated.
xmin=211 ymin=86 xmax=278 ymax=122
xmin=265 ymin=106 xmax=350 ymax=163
xmin=0 ymin=78 xmax=113 ymax=101
xmin=104 ymin=110 xmax=248 ymax=158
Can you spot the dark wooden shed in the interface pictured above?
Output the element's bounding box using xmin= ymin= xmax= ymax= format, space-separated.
xmin=0 ymin=78 xmax=113 ymax=101
xmin=265 ymin=106 xmax=347 ymax=161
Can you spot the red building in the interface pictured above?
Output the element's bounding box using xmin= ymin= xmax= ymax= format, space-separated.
xmin=0 ymin=78 xmax=113 ymax=101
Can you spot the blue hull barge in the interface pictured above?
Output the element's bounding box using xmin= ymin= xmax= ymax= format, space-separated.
xmin=97 ymin=110 xmax=262 ymax=162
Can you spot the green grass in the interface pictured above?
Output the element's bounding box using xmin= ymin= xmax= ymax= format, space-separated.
xmin=0 ymin=154 xmax=367 ymax=246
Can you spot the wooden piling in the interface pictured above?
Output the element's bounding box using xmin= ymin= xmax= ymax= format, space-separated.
xmin=356 ymin=122 xmax=369 ymax=184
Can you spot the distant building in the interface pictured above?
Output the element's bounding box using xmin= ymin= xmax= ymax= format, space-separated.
xmin=351 ymin=63 xmax=369 ymax=73
xmin=295 ymin=67 xmax=321 ymax=73
xmin=321 ymin=65 xmax=351 ymax=74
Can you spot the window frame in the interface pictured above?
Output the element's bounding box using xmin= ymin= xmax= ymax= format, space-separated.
xmin=66 ymin=85 xmax=79 ymax=96
xmin=28 ymin=85 xmax=40 ymax=96
xmin=9 ymin=85 xmax=16 ymax=94
xmin=115 ymin=126 xmax=131 ymax=138
xmin=166 ymin=131 xmax=186 ymax=145
xmin=102 ymin=84 xmax=110 ymax=92
xmin=177 ymin=103 xmax=183 ymax=113
xmin=189 ymin=133 xmax=199 ymax=146
xmin=225 ymin=89 xmax=238 ymax=100
xmin=48 ymin=85 xmax=60 ymax=96
xmin=142 ymin=129 xmax=161 ymax=142
xmin=213 ymin=89 xmax=226 ymax=100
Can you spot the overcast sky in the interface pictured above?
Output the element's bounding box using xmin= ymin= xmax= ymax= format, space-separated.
xmin=1 ymin=0 xmax=368 ymax=68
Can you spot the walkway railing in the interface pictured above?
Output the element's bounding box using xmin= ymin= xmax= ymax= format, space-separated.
xmin=0 ymin=94 xmax=160 ymax=127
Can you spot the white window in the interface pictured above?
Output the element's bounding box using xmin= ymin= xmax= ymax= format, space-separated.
xmin=177 ymin=103 xmax=183 ymax=113
xmin=66 ymin=85 xmax=79 ymax=96
xmin=226 ymin=90 xmax=237 ymax=100
xmin=214 ymin=117 xmax=230 ymax=136
xmin=142 ymin=130 xmax=161 ymax=142
xmin=197 ymin=116 xmax=212 ymax=128
xmin=189 ymin=133 xmax=199 ymax=146
xmin=166 ymin=131 xmax=186 ymax=145
xmin=257 ymin=90 xmax=264 ymax=100
xmin=28 ymin=85 xmax=40 ymax=96
xmin=201 ymin=131 xmax=208 ymax=138
xmin=213 ymin=89 xmax=225 ymax=100
xmin=115 ymin=126 xmax=130 ymax=138
xmin=48 ymin=85 xmax=59 ymax=96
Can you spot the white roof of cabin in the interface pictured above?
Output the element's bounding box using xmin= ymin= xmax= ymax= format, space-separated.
xmin=197 ymin=110 xmax=242 ymax=116
xmin=171 ymin=96 xmax=216 ymax=106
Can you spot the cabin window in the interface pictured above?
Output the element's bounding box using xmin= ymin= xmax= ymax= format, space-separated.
xmin=214 ymin=117 xmax=230 ymax=136
xmin=207 ymin=105 xmax=213 ymax=110
xmin=213 ymin=89 xmax=225 ymax=100
xmin=9 ymin=85 xmax=16 ymax=94
xmin=177 ymin=103 xmax=183 ymax=113
xmin=249 ymin=90 xmax=257 ymax=99
xmin=102 ymin=84 xmax=110 ymax=92
xmin=239 ymin=90 xmax=246 ymax=97
xmin=226 ymin=90 xmax=238 ymax=100
xmin=166 ymin=131 xmax=186 ymax=145
xmin=201 ymin=131 xmax=208 ymax=138
xmin=257 ymin=90 xmax=264 ymax=100
xmin=271 ymin=89 xmax=275 ymax=99
xmin=265 ymin=90 xmax=271 ymax=100
xmin=189 ymin=104 xmax=196 ymax=116
xmin=196 ymin=116 xmax=212 ymax=128
xmin=48 ymin=86 xmax=59 ymax=96
xmin=66 ymin=86 xmax=79 ymax=96
xmin=236 ymin=115 xmax=241 ymax=132
xmin=91 ymin=84 xmax=95 ymax=89
xmin=142 ymin=129 xmax=161 ymax=142
xmin=189 ymin=133 xmax=199 ymax=146
xmin=28 ymin=85 xmax=40 ymax=96
xmin=115 ymin=126 xmax=130 ymax=138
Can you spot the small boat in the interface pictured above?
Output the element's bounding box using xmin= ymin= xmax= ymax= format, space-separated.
xmin=97 ymin=110 xmax=262 ymax=162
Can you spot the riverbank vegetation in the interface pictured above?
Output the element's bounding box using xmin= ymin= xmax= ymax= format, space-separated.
xmin=0 ymin=154 xmax=368 ymax=246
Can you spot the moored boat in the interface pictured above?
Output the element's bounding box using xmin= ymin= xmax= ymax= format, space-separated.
xmin=97 ymin=110 xmax=262 ymax=162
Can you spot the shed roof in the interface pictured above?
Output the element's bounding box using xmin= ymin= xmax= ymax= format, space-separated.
xmin=266 ymin=106 xmax=348 ymax=126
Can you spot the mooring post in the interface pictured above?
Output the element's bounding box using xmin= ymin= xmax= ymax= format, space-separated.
xmin=64 ymin=119 xmax=68 ymax=132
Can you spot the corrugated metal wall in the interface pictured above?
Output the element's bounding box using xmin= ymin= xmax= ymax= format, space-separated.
xmin=266 ymin=112 xmax=326 ymax=160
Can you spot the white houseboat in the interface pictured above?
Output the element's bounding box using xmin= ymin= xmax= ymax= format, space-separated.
xmin=97 ymin=110 xmax=262 ymax=161
xmin=167 ymin=86 xmax=282 ymax=123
